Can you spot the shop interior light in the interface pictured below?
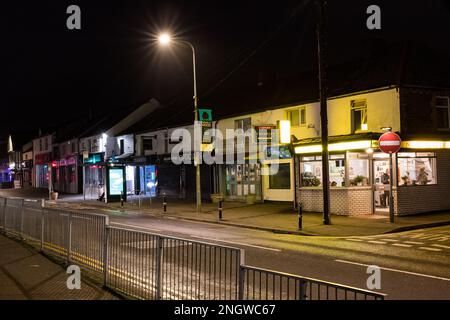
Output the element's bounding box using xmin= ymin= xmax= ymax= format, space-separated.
xmin=328 ymin=140 xmax=372 ymax=152
xmin=294 ymin=145 xmax=323 ymax=154
xmin=279 ymin=120 xmax=291 ymax=144
xmin=402 ymin=141 xmax=449 ymax=149
xmin=361 ymin=123 xmax=368 ymax=131
xmin=295 ymin=140 xmax=373 ymax=154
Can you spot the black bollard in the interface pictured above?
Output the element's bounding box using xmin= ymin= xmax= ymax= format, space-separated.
xmin=120 ymin=191 xmax=124 ymax=208
xmin=218 ymin=200 xmax=223 ymax=221
xmin=163 ymin=194 xmax=167 ymax=213
xmin=298 ymin=202 xmax=303 ymax=230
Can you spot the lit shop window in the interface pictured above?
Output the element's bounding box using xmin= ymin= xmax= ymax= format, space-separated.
xmin=436 ymin=96 xmax=450 ymax=129
xmin=397 ymin=152 xmax=437 ymax=186
xmin=351 ymin=100 xmax=368 ymax=133
xmin=300 ymin=155 xmax=345 ymax=187
xmin=348 ymin=152 xmax=370 ymax=186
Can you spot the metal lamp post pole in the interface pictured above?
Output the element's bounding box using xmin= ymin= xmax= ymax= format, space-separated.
xmin=182 ymin=41 xmax=202 ymax=213
xmin=317 ymin=0 xmax=330 ymax=225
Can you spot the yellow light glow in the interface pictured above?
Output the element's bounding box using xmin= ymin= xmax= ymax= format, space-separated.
xmin=158 ymin=33 xmax=171 ymax=45
xmin=361 ymin=123 xmax=368 ymax=131
xmin=329 ymin=140 xmax=372 ymax=152
xmin=401 ymin=141 xmax=449 ymax=149
xmin=294 ymin=140 xmax=373 ymax=154
xmin=294 ymin=145 xmax=323 ymax=154
xmin=279 ymin=120 xmax=291 ymax=144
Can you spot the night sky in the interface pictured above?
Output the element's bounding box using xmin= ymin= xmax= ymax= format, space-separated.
xmin=2 ymin=0 xmax=450 ymax=154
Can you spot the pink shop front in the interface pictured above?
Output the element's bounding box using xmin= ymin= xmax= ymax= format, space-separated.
xmin=53 ymin=156 xmax=82 ymax=194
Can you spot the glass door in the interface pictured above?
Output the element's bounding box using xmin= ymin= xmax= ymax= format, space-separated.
xmin=373 ymin=156 xmax=391 ymax=213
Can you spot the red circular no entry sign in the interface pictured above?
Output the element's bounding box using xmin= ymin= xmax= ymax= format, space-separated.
xmin=378 ymin=132 xmax=402 ymax=154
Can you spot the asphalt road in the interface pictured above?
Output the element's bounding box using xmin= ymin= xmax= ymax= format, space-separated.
xmin=2 ymin=188 xmax=449 ymax=300
xmin=72 ymin=206 xmax=450 ymax=300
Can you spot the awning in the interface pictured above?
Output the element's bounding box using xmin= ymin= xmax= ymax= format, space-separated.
xmin=114 ymin=152 xmax=133 ymax=159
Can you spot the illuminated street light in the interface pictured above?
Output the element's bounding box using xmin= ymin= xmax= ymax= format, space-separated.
xmin=157 ymin=32 xmax=202 ymax=213
xmin=158 ymin=33 xmax=171 ymax=46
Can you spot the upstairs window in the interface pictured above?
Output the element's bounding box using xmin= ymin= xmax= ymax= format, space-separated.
xmin=436 ymin=96 xmax=450 ymax=129
xmin=142 ymin=138 xmax=153 ymax=152
xmin=235 ymin=118 xmax=252 ymax=132
xmin=287 ymin=107 xmax=306 ymax=127
xmin=119 ymin=139 xmax=125 ymax=155
xmin=351 ymin=100 xmax=368 ymax=133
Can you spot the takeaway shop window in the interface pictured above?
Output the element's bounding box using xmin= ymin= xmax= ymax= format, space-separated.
xmin=348 ymin=152 xmax=370 ymax=186
xmin=397 ymin=152 xmax=437 ymax=186
xmin=269 ymin=163 xmax=291 ymax=189
xmin=300 ymin=155 xmax=345 ymax=187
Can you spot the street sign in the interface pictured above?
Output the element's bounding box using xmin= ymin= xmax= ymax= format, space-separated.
xmin=198 ymin=109 xmax=212 ymax=122
xmin=378 ymin=132 xmax=402 ymax=154
xmin=198 ymin=108 xmax=213 ymax=144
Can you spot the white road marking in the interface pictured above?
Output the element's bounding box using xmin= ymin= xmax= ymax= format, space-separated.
xmin=419 ymin=247 xmax=442 ymax=252
xmin=368 ymin=240 xmax=387 ymax=244
xmin=432 ymin=244 xmax=450 ymax=250
xmin=380 ymin=239 xmax=399 ymax=242
xmin=392 ymin=243 xmax=412 ymax=248
xmin=110 ymin=222 xmax=162 ymax=233
xmin=335 ymin=259 xmax=450 ymax=282
xmin=189 ymin=235 xmax=282 ymax=252
xmin=404 ymin=241 xmax=424 ymax=245
xmin=345 ymin=238 xmax=363 ymax=242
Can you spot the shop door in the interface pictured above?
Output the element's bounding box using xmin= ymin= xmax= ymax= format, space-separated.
xmin=373 ymin=157 xmax=391 ymax=213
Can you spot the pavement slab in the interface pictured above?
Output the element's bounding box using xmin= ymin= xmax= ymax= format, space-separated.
xmin=0 ymin=234 xmax=119 ymax=300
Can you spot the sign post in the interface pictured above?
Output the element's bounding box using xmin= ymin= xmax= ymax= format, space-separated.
xmin=378 ymin=131 xmax=402 ymax=223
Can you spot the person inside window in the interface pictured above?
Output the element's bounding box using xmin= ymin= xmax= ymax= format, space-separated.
xmin=381 ymin=169 xmax=390 ymax=207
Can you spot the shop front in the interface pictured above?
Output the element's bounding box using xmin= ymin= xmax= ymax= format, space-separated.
xmin=55 ymin=156 xmax=81 ymax=194
xmin=219 ymin=163 xmax=262 ymax=202
xmin=82 ymin=153 xmax=106 ymax=200
xmin=34 ymin=153 xmax=52 ymax=188
xmin=261 ymin=145 xmax=295 ymax=202
xmin=294 ymin=138 xmax=450 ymax=216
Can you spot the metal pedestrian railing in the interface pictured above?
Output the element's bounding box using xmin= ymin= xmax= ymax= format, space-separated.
xmin=106 ymin=226 xmax=241 ymax=300
xmin=239 ymin=265 xmax=385 ymax=300
xmin=0 ymin=196 xmax=386 ymax=301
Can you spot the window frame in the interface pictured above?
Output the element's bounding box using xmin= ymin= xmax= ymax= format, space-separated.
xmin=287 ymin=107 xmax=306 ymax=127
xmin=397 ymin=152 xmax=437 ymax=187
xmin=351 ymin=100 xmax=368 ymax=133
xmin=436 ymin=96 xmax=450 ymax=130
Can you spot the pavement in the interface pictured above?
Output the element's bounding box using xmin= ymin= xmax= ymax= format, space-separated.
xmin=0 ymin=233 xmax=118 ymax=300
xmin=60 ymin=196 xmax=450 ymax=237
xmin=2 ymin=187 xmax=450 ymax=237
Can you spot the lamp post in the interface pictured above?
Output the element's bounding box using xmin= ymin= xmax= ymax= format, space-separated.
xmin=316 ymin=0 xmax=331 ymax=225
xmin=158 ymin=33 xmax=202 ymax=212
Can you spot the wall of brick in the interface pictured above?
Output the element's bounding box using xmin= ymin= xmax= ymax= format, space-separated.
xmin=298 ymin=187 xmax=373 ymax=216
xmin=396 ymin=150 xmax=450 ymax=215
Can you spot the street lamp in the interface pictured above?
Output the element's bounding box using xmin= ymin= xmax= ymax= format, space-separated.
xmin=158 ymin=33 xmax=202 ymax=212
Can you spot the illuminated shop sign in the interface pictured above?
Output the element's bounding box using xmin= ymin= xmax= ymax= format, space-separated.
xmin=108 ymin=168 xmax=124 ymax=196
